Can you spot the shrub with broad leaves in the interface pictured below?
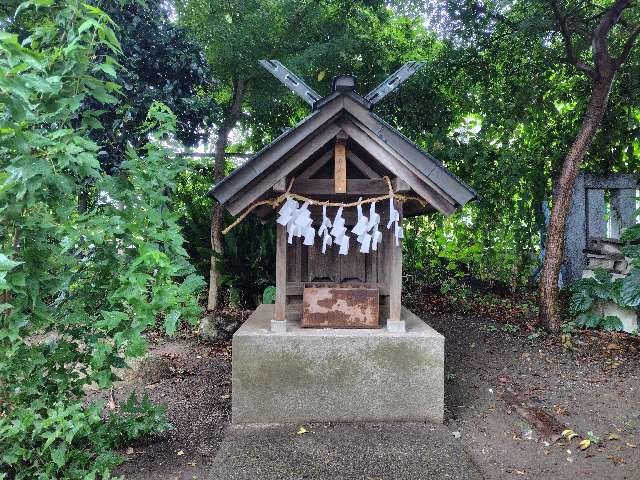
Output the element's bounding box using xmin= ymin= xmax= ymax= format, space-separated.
xmin=0 ymin=2 xmax=203 ymax=478
xmin=570 ymin=223 xmax=640 ymax=332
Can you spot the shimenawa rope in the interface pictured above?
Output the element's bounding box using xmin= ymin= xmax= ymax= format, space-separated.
xmin=221 ymin=176 xmax=425 ymax=235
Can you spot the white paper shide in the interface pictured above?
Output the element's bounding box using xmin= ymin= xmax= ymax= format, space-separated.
xmin=276 ymin=195 xmax=403 ymax=255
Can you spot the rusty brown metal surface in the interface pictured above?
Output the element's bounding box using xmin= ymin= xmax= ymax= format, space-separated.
xmin=302 ymin=285 xmax=379 ymax=329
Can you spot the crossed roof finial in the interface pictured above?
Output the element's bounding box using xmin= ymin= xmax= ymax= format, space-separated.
xmin=259 ymin=60 xmax=426 ymax=109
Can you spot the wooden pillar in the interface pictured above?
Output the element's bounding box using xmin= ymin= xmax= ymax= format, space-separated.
xmin=387 ymin=200 xmax=403 ymax=331
xmin=334 ymin=132 xmax=347 ymax=194
xmin=274 ymin=224 xmax=287 ymax=322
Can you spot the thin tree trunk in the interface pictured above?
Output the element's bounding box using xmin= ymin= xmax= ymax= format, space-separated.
xmin=538 ymin=0 xmax=639 ymax=330
xmin=207 ymin=78 xmax=245 ymax=311
xmin=538 ymin=78 xmax=613 ymax=331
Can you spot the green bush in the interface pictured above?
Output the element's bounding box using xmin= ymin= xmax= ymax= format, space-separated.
xmin=173 ymin=162 xmax=276 ymax=309
xmin=0 ymin=2 xmax=203 ymax=478
xmin=569 ymin=221 xmax=640 ymax=332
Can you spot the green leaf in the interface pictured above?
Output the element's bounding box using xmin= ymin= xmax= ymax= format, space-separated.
xmin=621 ymin=268 xmax=640 ymax=307
xmin=601 ymin=315 xmax=624 ymax=332
xmin=126 ymin=333 xmax=148 ymax=357
xmin=163 ymin=310 xmax=180 ymax=336
xmin=78 ymin=18 xmax=99 ymax=34
xmin=0 ymin=254 xmax=22 ymax=272
xmin=51 ymin=444 xmax=67 ymax=468
xmin=576 ymin=312 xmax=601 ymax=329
xmin=262 ymin=286 xmax=276 ymax=304
xmin=97 ymin=311 xmax=128 ymax=331
xmin=569 ymin=290 xmax=592 ymax=314
xmin=97 ymin=63 xmax=117 ymax=79
xmin=622 ymin=244 xmax=640 ymax=260
xmin=620 ymin=224 xmax=640 ymax=242
xmin=91 ymin=341 xmax=113 ymax=369
xmin=593 ymin=268 xmax=611 ymax=284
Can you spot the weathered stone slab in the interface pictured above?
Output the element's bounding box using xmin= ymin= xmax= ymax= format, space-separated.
xmin=232 ymin=304 xmax=444 ymax=424
xmin=208 ymin=423 xmax=482 ymax=480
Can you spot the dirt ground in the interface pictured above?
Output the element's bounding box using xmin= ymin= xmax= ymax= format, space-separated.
xmin=111 ymin=293 xmax=640 ymax=480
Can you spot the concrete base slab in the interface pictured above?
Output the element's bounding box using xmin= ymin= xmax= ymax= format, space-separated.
xmin=208 ymin=423 xmax=482 ymax=480
xmin=270 ymin=319 xmax=287 ymax=333
xmin=232 ymin=304 xmax=444 ymax=424
xmin=386 ymin=319 xmax=406 ymax=333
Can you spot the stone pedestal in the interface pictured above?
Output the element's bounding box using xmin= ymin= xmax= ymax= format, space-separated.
xmin=232 ymin=304 xmax=444 ymax=424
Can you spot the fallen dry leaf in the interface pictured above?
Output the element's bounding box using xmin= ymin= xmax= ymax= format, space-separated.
xmin=126 ymin=447 xmax=134 ymax=455
xmin=562 ymin=429 xmax=578 ymax=440
xmin=579 ymin=439 xmax=591 ymax=450
xmin=296 ymin=426 xmax=308 ymax=435
xmin=608 ymin=433 xmax=621 ymax=441
xmin=177 ymin=450 xmax=185 ymax=456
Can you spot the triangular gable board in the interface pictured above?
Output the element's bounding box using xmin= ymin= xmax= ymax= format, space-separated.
xmin=209 ymin=82 xmax=477 ymax=217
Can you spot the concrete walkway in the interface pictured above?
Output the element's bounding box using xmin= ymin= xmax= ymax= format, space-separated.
xmin=208 ymin=423 xmax=483 ymax=480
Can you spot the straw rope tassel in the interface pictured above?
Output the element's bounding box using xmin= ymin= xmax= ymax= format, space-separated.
xmin=222 ymin=176 xmax=425 ymax=235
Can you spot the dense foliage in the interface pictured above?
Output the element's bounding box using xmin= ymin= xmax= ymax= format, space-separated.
xmin=1 ymin=0 xmax=639 ymax=475
xmin=0 ymin=2 xmax=203 ymax=478
xmin=172 ymin=160 xmax=276 ymax=307
xmin=174 ymin=0 xmax=640 ymax=301
xmin=89 ymin=0 xmax=219 ymax=172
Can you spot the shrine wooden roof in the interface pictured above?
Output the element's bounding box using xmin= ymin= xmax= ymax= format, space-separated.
xmin=209 ymin=87 xmax=477 ymax=217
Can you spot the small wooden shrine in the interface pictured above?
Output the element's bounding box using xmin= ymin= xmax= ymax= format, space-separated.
xmin=210 ymin=61 xmax=476 ymax=333
xmin=209 ymin=61 xmax=476 ymax=425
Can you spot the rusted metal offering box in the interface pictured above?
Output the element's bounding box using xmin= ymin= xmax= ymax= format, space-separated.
xmin=302 ymin=285 xmax=379 ymax=328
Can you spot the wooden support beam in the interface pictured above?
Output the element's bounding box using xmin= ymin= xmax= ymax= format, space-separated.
xmin=297 ymin=150 xmax=333 ymax=180
xmin=334 ymin=141 xmax=347 ymax=194
xmin=347 ymin=152 xmax=380 ymax=179
xmin=292 ymin=178 xmax=391 ymax=196
xmin=340 ymin=120 xmax=456 ymax=215
xmin=347 ymin=118 xmax=457 ymax=206
xmin=342 ymin=97 xmax=475 ymax=206
xmin=226 ymin=123 xmax=342 ymax=215
xmin=216 ymin=96 xmax=345 ymax=208
xmin=274 ymin=224 xmax=287 ymax=321
xmin=388 ymin=201 xmax=403 ymax=323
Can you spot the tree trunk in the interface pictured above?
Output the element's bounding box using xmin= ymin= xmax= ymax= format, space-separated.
xmin=207 ymin=78 xmax=245 ymax=312
xmin=538 ymin=77 xmax=614 ymax=331
xmin=539 ymin=0 xmax=639 ymax=330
